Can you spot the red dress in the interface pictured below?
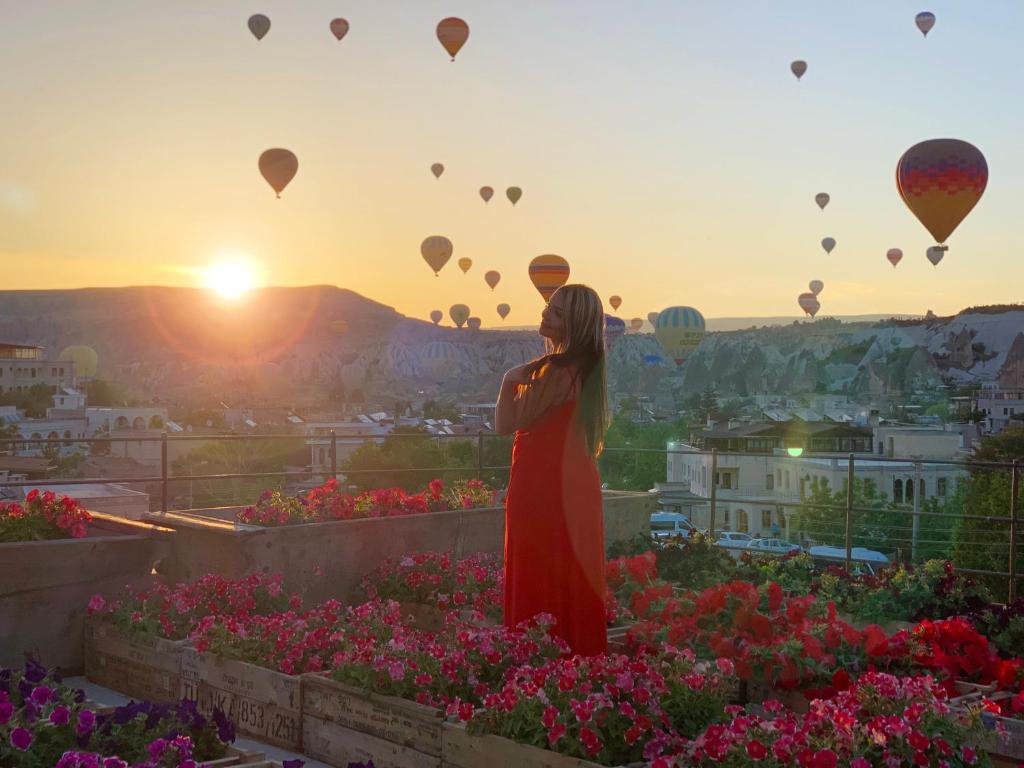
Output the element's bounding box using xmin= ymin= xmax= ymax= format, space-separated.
xmin=503 ymin=399 xmax=607 ymax=656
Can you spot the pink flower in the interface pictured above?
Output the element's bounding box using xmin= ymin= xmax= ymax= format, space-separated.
xmin=86 ymin=594 xmax=105 ymax=614
xmin=50 ymin=705 xmax=71 ymax=725
xmin=746 ymin=740 xmax=768 ymax=760
xmin=10 ymin=727 xmax=32 ymax=751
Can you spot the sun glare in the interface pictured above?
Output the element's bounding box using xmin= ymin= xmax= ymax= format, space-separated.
xmin=201 ymin=256 xmax=262 ymax=300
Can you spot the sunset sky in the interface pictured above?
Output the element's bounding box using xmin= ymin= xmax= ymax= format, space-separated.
xmin=2 ymin=1 xmax=1022 ymax=326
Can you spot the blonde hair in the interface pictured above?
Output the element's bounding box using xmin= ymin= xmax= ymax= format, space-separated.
xmin=525 ymin=284 xmax=610 ymax=457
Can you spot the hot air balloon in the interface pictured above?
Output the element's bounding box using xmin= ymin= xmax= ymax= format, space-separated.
xmin=654 ymin=307 xmax=706 ymax=365
xmin=421 ymin=236 xmax=453 ymax=276
xmin=821 ymin=237 xmax=836 ymax=254
xmin=791 ymin=60 xmax=807 ymax=80
xmin=422 ymin=341 xmax=459 ymax=378
xmin=258 ymin=149 xmax=298 ymax=198
xmin=896 ymin=139 xmax=987 ymax=245
xmin=926 ymin=246 xmax=945 ymax=266
xmin=430 ymin=310 xmax=443 ymax=325
xmin=59 ymin=346 xmax=98 ymax=378
xmin=605 ymin=316 xmax=626 ymax=352
xmin=458 ymin=257 xmax=472 ymax=274
xmin=330 ymin=18 xmax=349 ymax=41
xmin=329 ymin=320 xmax=348 ymax=336
xmin=496 ymin=303 xmax=510 ymax=320
xmin=484 ymin=270 xmax=501 ymax=290
xmin=915 ymin=11 xmax=935 ymax=37
xmin=248 ymin=14 xmax=270 ymax=41
xmin=528 ymin=255 xmax=570 ymax=303
xmin=449 ymin=304 xmax=470 ymax=328
xmin=479 ymin=186 xmax=494 ymax=203
xmin=798 ymin=292 xmax=820 ymax=318
xmin=436 ymin=17 xmax=469 ymax=60
xmin=467 ymin=317 xmax=482 ymax=331
xmin=630 ymin=318 xmax=644 ymax=332
xmin=431 ymin=163 xmax=444 ymax=179
xmin=815 ymin=193 xmax=830 ymax=210
xmin=609 ymin=295 xmax=622 ymax=311
xmin=809 ymin=280 xmax=824 ymax=296
xmin=506 ymin=187 xmax=522 ymax=206
xmin=647 ymin=312 xmax=659 ymax=327
xmin=886 ymin=248 xmax=904 ymax=267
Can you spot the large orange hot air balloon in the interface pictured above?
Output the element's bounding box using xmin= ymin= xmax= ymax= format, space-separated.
xmin=609 ymin=295 xmax=622 ymax=311
xmin=897 ymin=139 xmax=987 ymax=245
xmin=421 ymin=236 xmax=453 ymax=276
xmin=436 ymin=18 xmax=469 ymax=61
xmin=449 ymin=304 xmax=470 ymax=328
xmin=330 ymin=18 xmax=349 ymax=41
xmin=798 ymin=292 xmax=820 ymax=318
xmin=528 ymin=255 xmax=570 ymax=303
xmin=458 ymin=257 xmax=472 ymax=274
xmin=484 ymin=270 xmax=500 ymax=290
xmin=258 ymin=149 xmax=298 ymax=198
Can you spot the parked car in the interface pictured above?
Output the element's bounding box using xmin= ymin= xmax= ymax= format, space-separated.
xmin=714 ymin=531 xmax=753 ymax=550
xmin=747 ymin=538 xmax=802 ymax=555
xmin=650 ymin=511 xmax=696 ymax=540
xmin=808 ymin=545 xmax=890 ymax=576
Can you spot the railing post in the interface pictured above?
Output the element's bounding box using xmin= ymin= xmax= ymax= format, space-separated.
xmin=160 ymin=432 xmax=168 ymax=514
xmin=911 ymin=461 xmax=922 ymax=562
xmin=477 ymin=431 xmax=484 ymax=480
xmin=330 ymin=429 xmax=337 ymax=479
xmin=708 ymin=448 xmax=718 ymax=537
xmin=845 ymin=453 xmax=854 ymax=572
xmin=1009 ymin=459 xmax=1019 ymax=604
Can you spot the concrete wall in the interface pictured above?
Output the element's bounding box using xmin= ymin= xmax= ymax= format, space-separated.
xmin=0 ymin=513 xmax=171 ymax=672
xmin=149 ymin=490 xmax=654 ymax=606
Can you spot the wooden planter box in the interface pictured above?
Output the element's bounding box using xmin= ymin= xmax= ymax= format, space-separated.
xmin=180 ymin=648 xmax=302 ymax=751
xmin=146 ymin=491 xmax=652 ymax=606
xmin=84 ymin=617 xmax=187 ymax=704
xmin=442 ymin=722 xmax=628 ymax=768
xmin=951 ymin=683 xmax=1024 ymax=763
xmin=0 ymin=512 xmax=172 ymax=671
xmin=301 ymin=673 xmax=445 ymax=767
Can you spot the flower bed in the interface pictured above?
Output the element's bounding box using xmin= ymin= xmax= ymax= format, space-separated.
xmin=0 ymin=490 xmax=92 ymax=542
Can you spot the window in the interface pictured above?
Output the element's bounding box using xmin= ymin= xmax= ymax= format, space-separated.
xmin=651 ymin=521 xmax=676 ymax=531
xmin=893 ymin=478 xmax=903 ymax=504
xmin=784 ymin=471 xmax=790 ymax=491
xmin=761 ymin=510 xmax=772 ymax=528
xmin=937 ymin=478 xmax=948 ymax=497
xmin=723 ymin=510 xmax=731 ymax=526
xmin=766 ymin=474 xmax=774 ymax=490
xmin=920 ymin=478 xmax=926 ymax=500
xmin=906 ymin=479 xmax=914 ymax=503
xmin=31 ymin=369 xmax=36 ymax=378
xmin=59 ymin=367 xmax=64 ymax=376
xmin=721 ymin=473 xmax=732 ymax=489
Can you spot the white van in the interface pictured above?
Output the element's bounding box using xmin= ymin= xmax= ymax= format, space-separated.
xmin=808 ymin=545 xmax=890 ymax=575
xmin=650 ymin=511 xmax=696 ymax=540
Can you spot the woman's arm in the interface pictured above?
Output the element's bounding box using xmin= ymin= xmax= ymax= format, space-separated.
xmin=494 ymin=364 xmax=575 ymax=435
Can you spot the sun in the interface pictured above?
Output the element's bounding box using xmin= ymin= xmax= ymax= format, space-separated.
xmin=200 ymin=255 xmax=263 ymax=300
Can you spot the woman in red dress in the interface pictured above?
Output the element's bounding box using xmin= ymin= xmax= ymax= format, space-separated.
xmin=495 ymin=284 xmax=609 ymax=656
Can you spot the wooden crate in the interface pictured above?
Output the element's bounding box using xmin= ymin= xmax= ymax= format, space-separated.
xmin=301 ymin=713 xmax=441 ymax=768
xmin=441 ymin=722 xmax=623 ymax=768
xmin=180 ymin=648 xmax=302 ymax=751
xmin=952 ymin=688 xmax=1024 ymax=762
xmin=84 ymin=618 xmax=186 ymax=704
xmin=302 ymin=673 xmax=445 ymax=760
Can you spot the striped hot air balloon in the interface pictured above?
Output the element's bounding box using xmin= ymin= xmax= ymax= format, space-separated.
xmin=528 ymin=255 xmax=570 ymax=303
xmin=896 ymin=139 xmax=987 ymax=245
xmin=654 ymin=306 xmax=706 ymax=365
xmin=605 ymin=315 xmax=626 ymax=352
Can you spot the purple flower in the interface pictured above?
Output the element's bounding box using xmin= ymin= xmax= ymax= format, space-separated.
xmin=103 ymin=758 xmax=128 ymax=768
xmin=0 ymin=700 xmax=12 ymax=725
xmin=148 ymin=737 xmax=168 ymax=760
xmin=76 ymin=707 xmax=96 ymax=736
xmin=50 ymin=704 xmax=72 ymax=725
xmin=284 ymin=760 xmax=307 ymax=768
xmin=10 ymin=726 xmax=33 ymax=750
xmin=30 ymin=684 xmax=53 ymax=706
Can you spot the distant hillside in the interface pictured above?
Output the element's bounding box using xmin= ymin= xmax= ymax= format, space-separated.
xmin=0 ymin=288 xmax=1019 ymax=406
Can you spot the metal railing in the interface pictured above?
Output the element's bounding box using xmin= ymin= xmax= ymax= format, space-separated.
xmin=1 ymin=433 xmax=1019 ymax=601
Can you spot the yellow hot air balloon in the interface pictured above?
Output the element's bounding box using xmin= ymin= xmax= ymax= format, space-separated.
xmin=421 ymin=236 xmax=453 ymax=276
xmin=815 ymin=193 xmax=830 ymax=210
xmin=330 ymin=18 xmax=349 ymax=41
xmin=59 ymin=345 xmax=99 ymax=378
xmin=484 ymin=270 xmax=500 ymax=290
xmin=248 ymin=14 xmax=270 ymax=41
xmin=506 ymin=187 xmax=522 ymax=206
xmin=431 ymin=163 xmax=444 ymax=179
xmin=430 ymin=310 xmax=443 ymax=325
xmin=896 ymin=139 xmax=987 ymax=245
xmin=479 ymin=186 xmax=494 ymax=203
xmin=609 ymin=295 xmax=622 ymax=311
xmin=791 ymin=60 xmax=807 ymax=80
xmin=449 ymin=304 xmax=470 ymax=328
xmin=528 ymin=255 xmax=570 ymax=303
xmin=654 ymin=307 xmax=706 ymax=365
xmin=258 ymin=149 xmax=298 ymax=198
xmin=496 ymin=303 xmax=511 ymax=320
xmin=458 ymin=257 xmax=473 ymax=274
xmin=436 ymin=17 xmax=469 ymax=61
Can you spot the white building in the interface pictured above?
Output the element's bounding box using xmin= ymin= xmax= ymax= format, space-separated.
xmin=974 ymin=383 xmax=1024 ymax=435
xmin=0 ymin=343 xmax=76 ymax=393
xmin=305 ymin=418 xmax=390 ymax=473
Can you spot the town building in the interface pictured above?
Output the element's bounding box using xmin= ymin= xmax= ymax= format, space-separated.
xmin=0 ymin=343 xmax=76 ymax=393
xmin=973 ymin=382 xmax=1024 ymax=435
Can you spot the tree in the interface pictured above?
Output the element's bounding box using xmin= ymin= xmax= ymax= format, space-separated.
xmin=698 ymin=385 xmax=718 ymax=421
xmin=172 ymin=437 xmax=304 ymax=509
xmin=422 ymin=399 xmax=460 ymax=422
xmin=0 ymin=422 xmax=17 ymax=454
xmin=85 ymin=379 xmax=133 ymax=407
xmin=0 ymin=384 xmax=55 ymax=418
xmin=599 ymin=414 xmax=685 ymax=492
xmin=795 ymin=478 xmax=910 ymax=556
xmin=953 ymin=427 xmax=1024 ymax=600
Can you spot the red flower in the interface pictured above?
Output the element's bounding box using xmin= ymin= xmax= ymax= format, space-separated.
xmin=746 ymin=740 xmax=768 ymax=760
